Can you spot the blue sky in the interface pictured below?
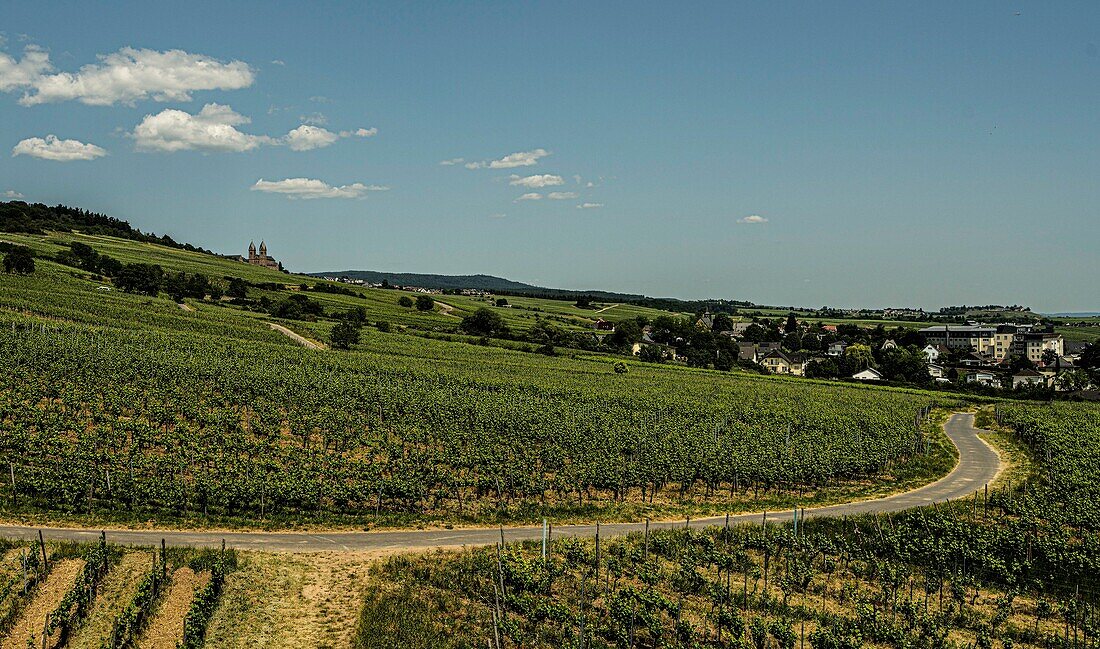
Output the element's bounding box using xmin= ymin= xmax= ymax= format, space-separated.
xmin=1 ymin=1 xmax=1097 ymax=312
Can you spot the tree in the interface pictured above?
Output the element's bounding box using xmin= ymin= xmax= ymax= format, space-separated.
xmin=398 ymin=296 xmax=414 ymax=308
xmin=1007 ymin=354 xmax=1035 ymax=373
xmin=711 ymin=312 xmax=734 ymax=332
xmin=844 ymin=343 xmax=875 ymax=370
xmin=460 ymin=307 xmax=508 ymax=337
xmin=574 ymin=296 xmax=592 ymax=309
xmin=784 ymin=312 xmax=799 ymax=334
xmin=638 ymin=345 xmax=665 ymax=363
xmin=1056 ymin=369 xmax=1092 ymax=391
xmin=330 ymin=320 xmax=362 ymax=349
xmin=115 ymin=263 xmax=163 ymax=295
xmin=2 ymin=245 xmax=35 ymax=274
xmin=741 ymin=323 xmax=767 ymax=343
xmin=613 ymin=362 xmax=628 ymax=374
xmin=607 ymin=319 xmax=642 ymax=351
xmin=496 ymin=298 xmax=509 ymax=307
xmin=227 ymin=277 xmax=249 ymax=299
xmin=415 ymin=295 xmax=435 ymax=311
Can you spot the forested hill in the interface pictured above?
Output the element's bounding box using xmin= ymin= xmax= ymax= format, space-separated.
xmin=309 ymin=269 xmax=647 ymax=301
xmin=311 ymin=269 xmax=757 ymax=312
xmin=0 ymin=200 xmax=214 ymax=255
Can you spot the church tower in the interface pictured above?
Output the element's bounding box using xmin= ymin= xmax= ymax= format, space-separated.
xmin=248 ymin=241 xmax=256 ymax=262
xmin=259 ymin=241 xmax=267 ymax=257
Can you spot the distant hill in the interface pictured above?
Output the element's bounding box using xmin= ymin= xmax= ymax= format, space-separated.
xmin=308 ymin=270 xmax=647 ymax=301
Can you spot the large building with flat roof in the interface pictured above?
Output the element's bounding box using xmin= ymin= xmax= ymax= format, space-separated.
xmin=919 ymin=323 xmax=1063 ymax=363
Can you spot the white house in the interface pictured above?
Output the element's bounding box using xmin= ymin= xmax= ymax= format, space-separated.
xmin=922 ymin=344 xmax=940 ymax=363
xmin=881 ymin=339 xmax=898 ymax=350
xmin=928 ymin=363 xmax=946 ymax=379
xmin=1012 ymin=369 xmax=1045 ymax=389
xmin=966 ymin=371 xmax=999 ymax=387
xmin=827 ymin=341 xmax=849 ymax=357
xmin=852 ymin=368 xmax=885 ymax=381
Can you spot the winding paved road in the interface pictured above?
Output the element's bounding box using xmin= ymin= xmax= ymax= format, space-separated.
xmin=0 ymin=413 xmax=1001 ymax=553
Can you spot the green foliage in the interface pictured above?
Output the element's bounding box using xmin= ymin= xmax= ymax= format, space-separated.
xmin=461 ymin=307 xmax=509 ymax=337
xmin=2 ymin=245 xmax=34 ymax=274
xmin=115 ymin=263 xmax=164 ymax=295
xmin=331 ymin=320 xmax=362 ymax=349
xmin=415 ymin=294 xmax=436 ymax=311
xmin=398 ymin=295 xmax=414 ymax=308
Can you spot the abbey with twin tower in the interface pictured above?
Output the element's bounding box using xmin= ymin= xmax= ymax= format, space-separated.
xmin=245 ymin=241 xmax=280 ymax=269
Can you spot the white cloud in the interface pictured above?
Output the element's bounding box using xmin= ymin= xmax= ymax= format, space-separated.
xmin=299 ymin=112 xmax=327 ymax=126
xmin=251 ymin=178 xmax=388 ymax=200
xmin=547 ymin=191 xmax=578 ymax=200
xmin=514 ymin=192 xmax=542 ymax=201
xmin=284 ymin=124 xmax=339 ymax=151
xmin=4 ymin=47 xmax=253 ymax=106
xmin=439 ymin=157 xmax=465 ymax=166
xmin=465 ymin=148 xmax=550 ymax=170
xmin=738 ymin=214 xmax=768 ymax=224
xmin=132 ymin=104 xmax=370 ymax=153
xmin=0 ymin=46 xmax=51 ymax=92
xmin=4 ymin=190 xmax=25 ymax=198
xmin=577 ymin=202 xmax=603 ymax=209
xmin=12 ymin=134 xmax=107 ymax=161
xmin=132 ymin=103 xmax=271 ymax=152
xmin=509 ymin=174 xmax=563 ymax=188
xmin=271 ymin=59 xmax=286 ymax=66
xmin=489 ymin=213 xmax=507 ymax=219
xmin=339 ymin=127 xmax=377 ymax=138
xmin=490 ymin=148 xmax=549 ymax=168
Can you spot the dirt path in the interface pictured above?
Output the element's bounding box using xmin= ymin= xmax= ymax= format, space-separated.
xmin=204 ymin=552 xmax=372 ymax=648
xmin=2 ymin=414 xmax=1002 ymax=553
xmin=594 ymin=303 xmax=620 ymax=314
xmin=136 ymin=567 xmax=209 ymax=649
xmin=176 ymin=302 xmax=194 ymax=312
xmin=267 ymin=322 xmax=326 ymax=350
xmin=68 ymin=552 xmax=151 ymax=649
xmin=1 ymin=558 xmax=85 ymax=649
xmin=435 ymin=301 xmax=460 ymax=318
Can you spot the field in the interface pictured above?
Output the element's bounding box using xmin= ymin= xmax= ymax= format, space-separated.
xmin=353 ymin=402 xmax=1100 ymax=648
xmin=0 ymin=236 xmax=960 ymax=529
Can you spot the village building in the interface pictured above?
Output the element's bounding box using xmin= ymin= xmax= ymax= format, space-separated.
xmin=1011 ymin=369 xmax=1046 ymax=389
xmin=852 ymin=367 xmax=884 ymax=381
xmin=759 ymin=350 xmax=807 ymax=376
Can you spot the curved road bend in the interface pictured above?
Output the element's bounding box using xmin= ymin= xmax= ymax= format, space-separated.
xmin=0 ymin=413 xmax=1001 ymax=553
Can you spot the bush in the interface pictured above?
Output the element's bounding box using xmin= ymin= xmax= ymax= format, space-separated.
xmin=461 ymin=308 xmax=509 ymax=337
xmin=331 ymin=321 xmax=362 ymax=350
xmin=398 ymin=296 xmax=414 ymax=308
xmin=2 ymin=245 xmax=34 ymax=274
xmin=415 ymin=295 xmax=435 ymax=311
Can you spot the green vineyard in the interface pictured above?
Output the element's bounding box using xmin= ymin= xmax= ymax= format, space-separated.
xmin=0 ymin=317 xmax=938 ymax=525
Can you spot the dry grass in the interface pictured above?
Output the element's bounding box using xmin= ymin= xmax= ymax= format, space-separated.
xmin=203 ymin=551 xmax=376 ymax=649
xmin=68 ymin=551 xmax=152 ymax=649
xmin=0 ymin=558 xmax=85 ymax=649
xmin=137 ymin=566 xmax=209 ymax=649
